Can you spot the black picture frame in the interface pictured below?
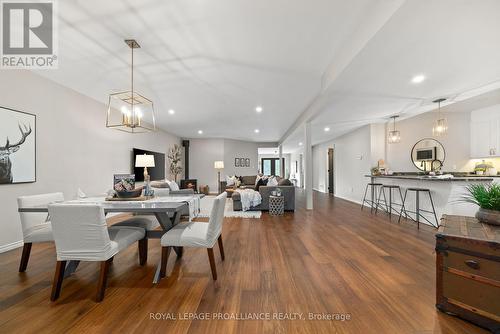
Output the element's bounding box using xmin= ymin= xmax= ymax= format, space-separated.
xmin=234 ymin=158 xmax=240 ymax=167
xmin=245 ymin=158 xmax=250 ymax=167
xmin=0 ymin=106 xmax=36 ymax=184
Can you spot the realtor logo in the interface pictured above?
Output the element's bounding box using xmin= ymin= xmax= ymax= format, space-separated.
xmin=1 ymin=0 xmax=58 ymax=68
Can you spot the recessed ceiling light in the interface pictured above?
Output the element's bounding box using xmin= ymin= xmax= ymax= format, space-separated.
xmin=168 ymin=109 xmax=175 ymax=115
xmin=255 ymin=106 xmax=263 ymax=113
xmin=324 ymin=127 xmax=330 ymax=132
xmin=197 ymin=130 xmax=203 ymax=135
xmin=298 ymin=142 xmax=303 ymax=146
xmin=411 ymin=74 xmax=426 ymax=84
xmin=254 ymin=129 xmax=260 ymax=133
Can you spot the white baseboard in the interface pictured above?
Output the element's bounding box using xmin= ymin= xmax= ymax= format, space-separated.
xmin=0 ymin=240 xmax=23 ymax=253
xmin=334 ymin=194 xmax=362 ymax=205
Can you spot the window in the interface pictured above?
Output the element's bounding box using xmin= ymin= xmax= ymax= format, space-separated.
xmin=261 ymin=158 xmax=284 ymax=176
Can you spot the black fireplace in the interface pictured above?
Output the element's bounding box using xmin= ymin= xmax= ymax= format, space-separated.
xmin=180 ymin=140 xmax=198 ymax=192
xmin=180 ymin=179 xmax=198 ymax=192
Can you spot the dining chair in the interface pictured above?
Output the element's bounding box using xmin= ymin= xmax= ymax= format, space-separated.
xmin=48 ymin=203 xmax=146 ymax=302
xmin=17 ymin=192 xmax=65 ymax=272
xmin=159 ymin=192 xmax=227 ymax=280
xmin=112 ymin=216 xmax=159 ymax=265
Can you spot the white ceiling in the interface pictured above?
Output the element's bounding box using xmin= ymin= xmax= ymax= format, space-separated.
xmin=281 ymin=0 xmax=500 ymax=153
xmin=34 ymin=0 xmax=500 ymax=148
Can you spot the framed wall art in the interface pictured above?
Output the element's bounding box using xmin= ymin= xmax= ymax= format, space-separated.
xmin=0 ymin=106 xmax=36 ymax=184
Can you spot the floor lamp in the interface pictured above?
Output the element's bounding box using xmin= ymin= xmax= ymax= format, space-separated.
xmin=214 ymin=161 xmax=224 ymax=194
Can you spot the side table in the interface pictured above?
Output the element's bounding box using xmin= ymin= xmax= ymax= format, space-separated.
xmin=269 ymin=195 xmax=284 ymax=215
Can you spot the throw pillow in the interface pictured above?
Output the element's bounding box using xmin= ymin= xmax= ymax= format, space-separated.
xmin=267 ymin=176 xmax=278 ymax=186
xmin=255 ymin=178 xmax=268 ymax=191
xmin=255 ymin=174 xmax=268 ymax=186
xmin=226 ymin=175 xmax=235 ymax=186
xmin=167 ymin=180 xmax=179 ymax=191
xmin=278 ymin=178 xmax=292 ymax=186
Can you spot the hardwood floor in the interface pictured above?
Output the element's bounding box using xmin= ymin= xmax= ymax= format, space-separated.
xmin=0 ymin=190 xmax=489 ymax=334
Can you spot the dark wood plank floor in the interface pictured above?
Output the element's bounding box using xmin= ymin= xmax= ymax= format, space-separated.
xmin=0 ymin=190 xmax=488 ymax=334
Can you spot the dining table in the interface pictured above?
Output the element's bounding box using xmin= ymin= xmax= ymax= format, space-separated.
xmin=18 ymin=195 xmax=202 ymax=283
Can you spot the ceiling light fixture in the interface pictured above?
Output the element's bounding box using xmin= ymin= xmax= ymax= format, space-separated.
xmin=106 ymin=39 xmax=155 ymax=133
xmin=324 ymin=127 xmax=330 ymax=132
xmin=198 ymin=130 xmax=203 ymax=135
xmin=255 ymin=106 xmax=263 ymax=113
xmin=168 ymin=109 xmax=175 ymax=115
xmin=254 ymin=129 xmax=260 ymax=133
xmin=432 ymin=98 xmax=448 ymax=136
xmin=411 ymin=74 xmax=426 ymax=84
xmin=388 ymin=116 xmax=401 ymax=144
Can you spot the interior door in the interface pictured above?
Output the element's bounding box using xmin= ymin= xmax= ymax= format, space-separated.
xmin=328 ymin=148 xmax=334 ymax=194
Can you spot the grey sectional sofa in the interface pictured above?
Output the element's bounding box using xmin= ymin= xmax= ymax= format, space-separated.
xmin=231 ymin=185 xmax=295 ymax=211
xmin=220 ymin=175 xmax=295 ymax=211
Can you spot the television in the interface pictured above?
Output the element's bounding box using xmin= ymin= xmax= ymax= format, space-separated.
xmin=132 ymin=148 xmax=165 ymax=182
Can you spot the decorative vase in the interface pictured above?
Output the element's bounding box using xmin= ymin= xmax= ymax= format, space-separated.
xmin=475 ymin=208 xmax=500 ymax=226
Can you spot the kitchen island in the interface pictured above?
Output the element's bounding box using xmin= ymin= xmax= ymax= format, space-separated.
xmin=365 ymin=174 xmax=496 ymax=227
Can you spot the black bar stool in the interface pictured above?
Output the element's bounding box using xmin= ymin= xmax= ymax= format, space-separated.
xmin=361 ymin=183 xmax=383 ymax=212
xmin=398 ymin=187 xmax=439 ymax=228
xmin=375 ymin=185 xmax=404 ymax=218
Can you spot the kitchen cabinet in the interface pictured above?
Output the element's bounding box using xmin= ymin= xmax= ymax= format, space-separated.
xmin=470 ymin=108 xmax=500 ymax=158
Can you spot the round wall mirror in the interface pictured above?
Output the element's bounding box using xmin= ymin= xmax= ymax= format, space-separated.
xmin=410 ymin=138 xmax=446 ymax=172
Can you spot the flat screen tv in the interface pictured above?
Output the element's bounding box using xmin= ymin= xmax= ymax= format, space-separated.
xmin=132 ymin=148 xmax=165 ymax=182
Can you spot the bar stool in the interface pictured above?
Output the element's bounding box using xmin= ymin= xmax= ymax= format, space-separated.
xmin=361 ymin=183 xmax=383 ymax=212
xmin=375 ymin=185 xmax=405 ymax=218
xmin=398 ymin=187 xmax=439 ymax=228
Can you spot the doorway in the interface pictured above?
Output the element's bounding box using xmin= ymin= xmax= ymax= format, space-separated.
xmin=328 ymin=148 xmax=334 ymax=194
xmin=261 ymin=158 xmax=284 ymax=176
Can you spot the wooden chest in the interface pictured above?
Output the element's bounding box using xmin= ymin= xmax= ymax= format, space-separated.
xmin=436 ymin=215 xmax=500 ymax=333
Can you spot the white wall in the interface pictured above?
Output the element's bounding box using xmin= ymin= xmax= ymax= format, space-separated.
xmin=313 ymin=125 xmax=373 ymax=203
xmin=224 ymin=139 xmax=259 ymax=177
xmin=0 ymin=70 xmax=180 ymax=252
xmin=386 ymin=111 xmax=476 ymax=172
xmin=290 ymin=151 xmax=303 ymax=187
xmin=188 ymin=138 xmax=259 ymax=193
xmin=187 ymin=138 xmax=224 ymax=193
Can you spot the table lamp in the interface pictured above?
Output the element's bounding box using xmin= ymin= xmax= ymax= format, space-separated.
xmin=214 ymin=160 xmax=224 ymax=194
xmin=136 ymin=154 xmax=155 ymax=196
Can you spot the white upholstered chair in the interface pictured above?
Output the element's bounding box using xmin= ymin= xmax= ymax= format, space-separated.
xmin=48 ymin=203 xmax=146 ymax=302
xmin=159 ymin=192 xmax=227 ymax=280
xmin=17 ymin=192 xmax=65 ymax=272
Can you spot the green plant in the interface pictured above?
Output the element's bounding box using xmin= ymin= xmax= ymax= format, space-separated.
xmin=463 ymin=183 xmax=500 ymax=211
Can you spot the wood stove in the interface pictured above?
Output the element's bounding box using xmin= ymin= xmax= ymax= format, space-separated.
xmin=180 ymin=140 xmax=198 ymax=192
xmin=180 ymin=179 xmax=198 ymax=192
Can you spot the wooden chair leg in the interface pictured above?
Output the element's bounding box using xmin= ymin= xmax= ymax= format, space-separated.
xmin=138 ymin=238 xmax=148 ymax=266
xmin=217 ymin=235 xmax=225 ymax=261
xmin=19 ymin=242 xmax=32 ymax=272
xmin=96 ymin=259 xmax=112 ymax=302
xmin=50 ymin=260 xmax=67 ymax=301
xmin=207 ymin=248 xmax=217 ymax=280
xmin=160 ymin=246 xmax=171 ymax=278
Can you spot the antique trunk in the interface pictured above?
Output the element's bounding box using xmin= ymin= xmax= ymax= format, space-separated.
xmin=436 ymin=215 xmax=500 ymax=333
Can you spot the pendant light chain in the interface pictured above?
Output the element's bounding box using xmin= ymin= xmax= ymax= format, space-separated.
xmin=131 ymin=45 xmax=134 ymax=125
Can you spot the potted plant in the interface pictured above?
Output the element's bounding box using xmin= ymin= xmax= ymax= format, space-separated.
xmin=463 ymin=183 xmax=500 ymax=225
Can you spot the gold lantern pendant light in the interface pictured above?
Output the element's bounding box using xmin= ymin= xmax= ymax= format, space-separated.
xmin=106 ymin=39 xmax=156 ymax=133
xmin=432 ymin=98 xmax=447 ymax=136
xmin=388 ymin=115 xmax=401 ymax=144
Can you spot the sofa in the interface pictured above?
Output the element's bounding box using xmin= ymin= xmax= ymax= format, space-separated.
xmin=221 ymin=175 xmax=295 ymax=211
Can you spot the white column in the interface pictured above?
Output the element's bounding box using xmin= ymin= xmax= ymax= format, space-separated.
xmin=304 ymin=122 xmax=313 ymax=210
xmin=278 ymin=144 xmax=284 ymax=177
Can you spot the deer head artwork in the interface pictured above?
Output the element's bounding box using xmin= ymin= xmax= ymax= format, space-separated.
xmin=0 ymin=124 xmax=32 ymax=184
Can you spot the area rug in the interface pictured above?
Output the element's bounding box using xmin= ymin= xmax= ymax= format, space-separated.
xmin=198 ymin=196 xmax=262 ymax=219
